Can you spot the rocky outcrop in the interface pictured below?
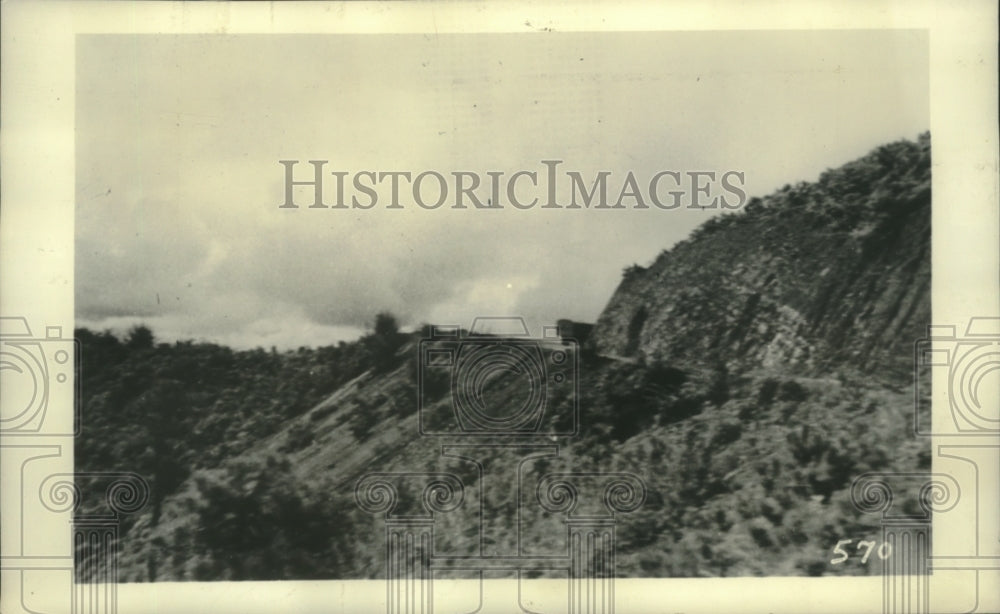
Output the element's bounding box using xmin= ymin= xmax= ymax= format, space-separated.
xmin=589 ymin=133 xmax=931 ymax=384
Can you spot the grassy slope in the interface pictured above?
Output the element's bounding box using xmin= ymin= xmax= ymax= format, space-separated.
xmin=78 ymin=135 xmax=931 ymax=581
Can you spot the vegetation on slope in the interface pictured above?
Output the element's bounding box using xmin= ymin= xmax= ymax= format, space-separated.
xmin=76 ymin=134 xmax=931 ymax=580
xmin=591 ymin=133 xmax=931 ymax=385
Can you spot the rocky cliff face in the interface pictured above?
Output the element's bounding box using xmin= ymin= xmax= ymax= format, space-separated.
xmin=589 ymin=133 xmax=930 ymax=384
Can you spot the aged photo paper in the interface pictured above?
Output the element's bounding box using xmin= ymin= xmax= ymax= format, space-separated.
xmin=2 ymin=2 xmax=998 ymax=613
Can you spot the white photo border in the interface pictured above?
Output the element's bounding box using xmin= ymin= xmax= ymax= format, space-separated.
xmin=1 ymin=2 xmax=997 ymax=613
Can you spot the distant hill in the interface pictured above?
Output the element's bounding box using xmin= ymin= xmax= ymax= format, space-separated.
xmin=76 ymin=133 xmax=931 ymax=581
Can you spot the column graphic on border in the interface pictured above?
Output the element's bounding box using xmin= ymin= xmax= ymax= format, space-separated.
xmin=852 ymin=472 xmax=960 ymax=614
xmin=537 ymin=473 xmax=646 ymax=614
xmin=3 ymin=317 xmax=150 ymax=614
xmin=40 ymin=472 xmax=150 ymax=614
xmin=356 ymin=473 xmax=465 ymax=614
xmin=907 ymin=318 xmax=1000 ymax=612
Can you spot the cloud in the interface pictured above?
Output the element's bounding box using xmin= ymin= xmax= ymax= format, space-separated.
xmin=75 ymin=31 xmax=928 ymax=349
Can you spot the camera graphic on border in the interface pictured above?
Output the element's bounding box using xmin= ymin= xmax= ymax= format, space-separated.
xmin=0 ymin=316 xmax=80 ymax=435
xmin=417 ymin=316 xmax=579 ymax=436
xmin=914 ymin=317 xmax=1000 ymax=435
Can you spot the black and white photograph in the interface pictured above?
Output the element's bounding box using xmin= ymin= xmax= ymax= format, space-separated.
xmin=2 ymin=3 xmax=998 ymax=614
xmin=73 ymin=29 xmax=932 ymax=579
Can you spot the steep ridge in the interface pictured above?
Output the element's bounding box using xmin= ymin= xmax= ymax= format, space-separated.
xmin=590 ymin=133 xmax=930 ymax=384
xmin=77 ymin=133 xmax=932 ymax=581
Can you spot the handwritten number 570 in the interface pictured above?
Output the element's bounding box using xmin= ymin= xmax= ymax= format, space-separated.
xmin=830 ymin=539 xmax=892 ymax=564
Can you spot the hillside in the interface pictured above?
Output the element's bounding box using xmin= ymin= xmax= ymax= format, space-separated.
xmin=591 ymin=132 xmax=931 ymax=384
xmin=75 ymin=133 xmax=931 ymax=581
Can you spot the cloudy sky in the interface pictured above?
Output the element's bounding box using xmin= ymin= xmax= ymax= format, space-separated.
xmin=76 ymin=30 xmax=928 ymax=350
